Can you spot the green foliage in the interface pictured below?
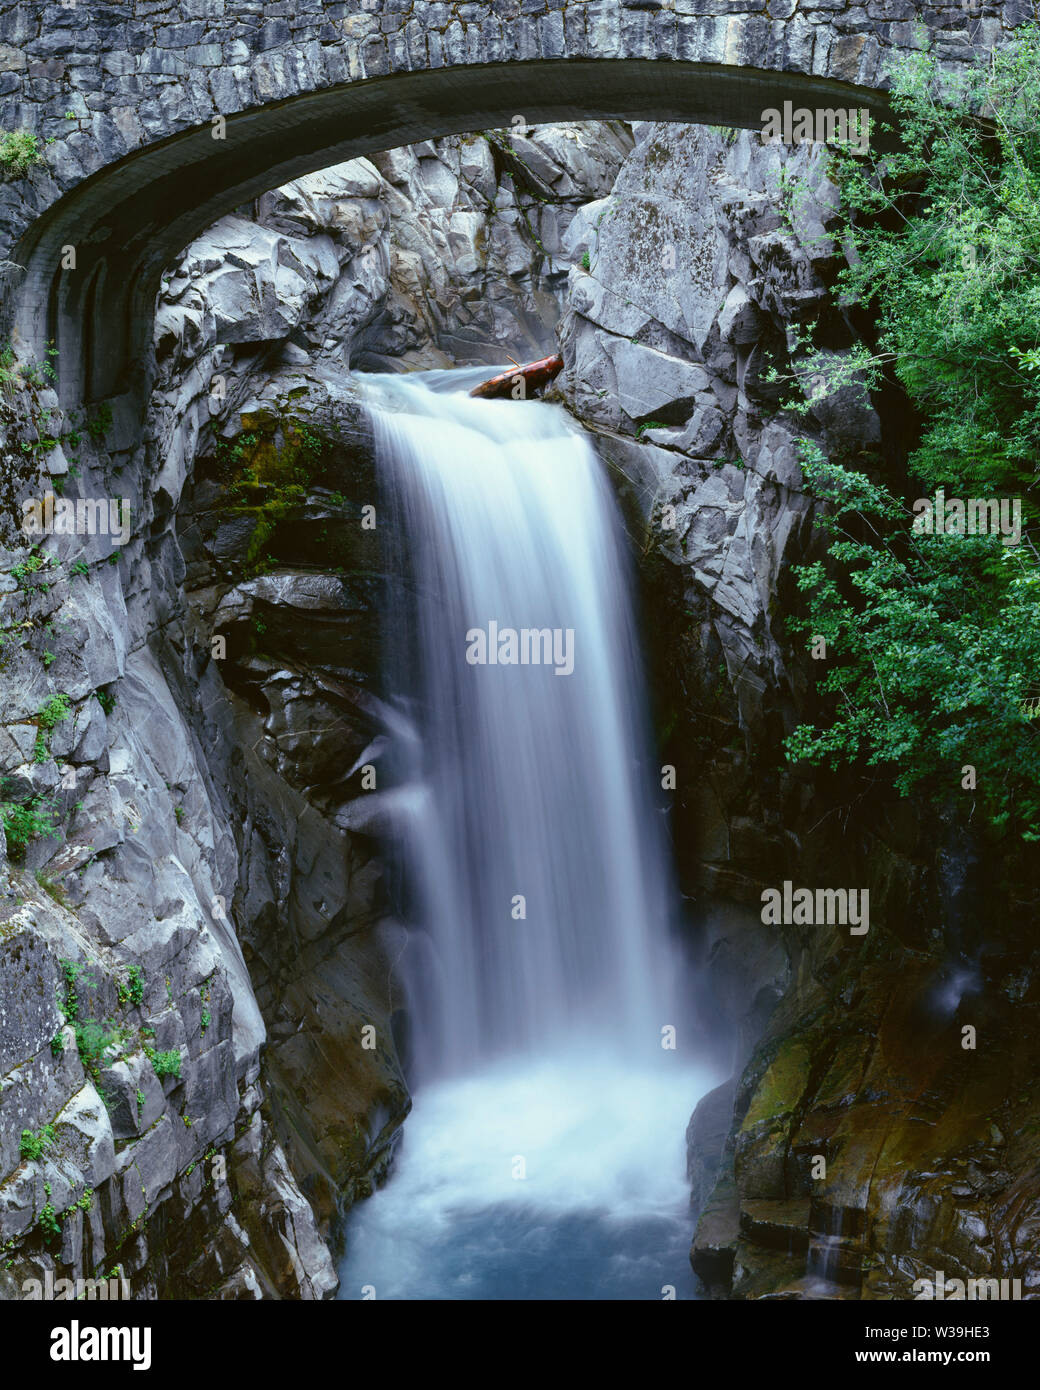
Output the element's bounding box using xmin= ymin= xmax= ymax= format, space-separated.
xmin=782 ymin=32 xmax=1040 ymax=840
xmin=11 ymin=554 xmax=48 ymax=583
xmin=821 ymin=30 xmax=1040 ymax=503
xmin=32 ymin=692 xmax=72 ymax=763
xmin=0 ymin=340 xmax=16 ymax=387
xmin=144 ymin=1045 xmax=181 ymax=1080
xmin=787 ymin=449 xmax=1040 ymax=838
xmin=20 ymin=1124 xmax=55 ymax=1161
xmin=85 ymin=401 xmax=112 ymax=441
xmin=34 ymin=869 xmax=67 ymax=907
xmin=37 ymin=693 xmax=72 ymax=731
xmin=219 ymin=416 xmax=332 ymax=577
xmin=116 ymin=964 xmax=145 ymax=1008
xmin=58 ymin=959 xmax=81 ymax=1022
xmin=1 ymin=794 xmax=61 ymax=860
xmin=56 ymin=960 xmax=105 ymax=1034
xmin=0 ymin=130 xmax=43 ymax=178
xmin=38 ymin=1202 xmax=61 ymax=1241
xmin=581 ymin=250 xmax=591 ymax=270
xmin=74 ymin=1019 xmax=120 ymax=1079
xmin=50 ymin=1032 xmax=65 ymax=1059
xmin=94 ymin=688 xmax=116 ymax=715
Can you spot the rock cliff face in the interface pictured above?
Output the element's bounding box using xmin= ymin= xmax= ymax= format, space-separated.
xmin=0 ymin=124 xmax=629 ymax=1297
xmin=555 ymin=121 xmax=1040 ymax=1300
xmin=2 ymin=114 xmax=1037 ymax=1303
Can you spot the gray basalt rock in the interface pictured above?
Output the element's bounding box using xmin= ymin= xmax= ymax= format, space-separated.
xmin=559 ymin=120 xmax=1040 ymax=1303
xmin=0 ymin=118 xmax=628 ymax=1297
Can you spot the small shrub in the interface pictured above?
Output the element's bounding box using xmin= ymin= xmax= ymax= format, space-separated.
xmin=19 ymin=1125 xmax=55 ymax=1161
xmin=37 ymin=693 xmax=72 ymax=733
xmin=85 ymin=401 xmax=112 ymax=441
xmin=116 ymin=964 xmax=145 ymax=1008
xmin=74 ymin=1019 xmax=120 ymax=1078
xmin=33 ymin=693 xmax=72 ymax=762
xmin=0 ymin=130 xmax=43 ymax=179
xmin=144 ymin=1045 xmax=181 ymax=1080
xmin=1 ymin=795 xmax=61 ymax=859
xmin=38 ymin=1202 xmax=61 ymax=1241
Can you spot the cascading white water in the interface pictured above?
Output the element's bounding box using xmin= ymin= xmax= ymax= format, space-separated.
xmin=338 ymin=370 xmax=716 ymax=1300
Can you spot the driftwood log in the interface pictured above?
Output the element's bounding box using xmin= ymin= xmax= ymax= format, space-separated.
xmin=468 ymin=353 xmax=564 ymax=400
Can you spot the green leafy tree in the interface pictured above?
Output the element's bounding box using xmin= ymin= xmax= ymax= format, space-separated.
xmin=783 ymin=31 xmax=1040 ymax=840
xmin=787 ymin=449 xmax=1040 ymax=838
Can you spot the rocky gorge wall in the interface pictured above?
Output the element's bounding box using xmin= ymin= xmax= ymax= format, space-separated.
xmin=1 ymin=109 xmax=1037 ymax=1304
xmin=0 ymin=123 xmax=630 ymax=1297
xmin=553 ymin=121 xmax=1040 ymax=1300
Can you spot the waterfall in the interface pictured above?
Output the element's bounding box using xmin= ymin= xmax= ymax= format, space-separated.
xmin=338 ymin=371 xmax=714 ymax=1300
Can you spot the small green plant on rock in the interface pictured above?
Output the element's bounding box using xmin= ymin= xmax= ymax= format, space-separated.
xmin=33 ymin=692 xmax=72 ymax=762
xmin=1 ymin=794 xmax=61 ymax=860
xmin=116 ymin=964 xmax=145 ymax=1008
xmin=34 ymin=869 xmax=67 ymax=907
xmin=0 ymin=130 xmax=44 ymax=179
xmin=144 ymin=1045 xmax=181 ymax=1080
xmin=38 ymin=1201 xmax=61 ymax=1242
xmin=19 ymin=1125 xmax=55 ymax=1161
xmin=85 ymin=401 xmax=112 ymax=442
xmin=74 ymin=1019 xmax=120 ymax=1080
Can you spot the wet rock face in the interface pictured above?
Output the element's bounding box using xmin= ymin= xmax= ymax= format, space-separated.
xmin=0 ymin=123 xmax=627 ymax=1298
xmin=158 ymin=124 xmax=634 ymax=1244
xmin=4 ymin=109 xmax=1037 ymax=1303
xmin=155 ymin=124 xmax=632 ymax=385
xmin=557 ymin=121 xmax=1040 ymax=1300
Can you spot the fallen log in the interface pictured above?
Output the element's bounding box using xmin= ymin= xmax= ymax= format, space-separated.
xmin=468 ymin=353 xmax=563 ymax=400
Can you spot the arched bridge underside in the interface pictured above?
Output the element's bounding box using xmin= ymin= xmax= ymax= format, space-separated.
xmin=0 ymin=0 xmax=1031 ymax=412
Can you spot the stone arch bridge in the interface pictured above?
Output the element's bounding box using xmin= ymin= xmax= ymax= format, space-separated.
xmin=0 ymin=0 xmax=1033 ymax=414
